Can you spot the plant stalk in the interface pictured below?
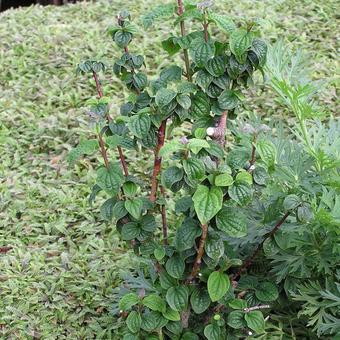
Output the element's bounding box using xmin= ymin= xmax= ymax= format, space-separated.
xmin=92 ymin=71 xmax=129 ymax=175
xmin=177 ymin=0 xmax=192 ymax=81
xmin=150 ymin=119 xmax=167 ymax=202
xmin=232 ymin=211 xmax=290 ymax=281
xmin=160 ymin=186 xmax=168 ymax=245
xmin=187 ymin=223 xmax=208 ymax=281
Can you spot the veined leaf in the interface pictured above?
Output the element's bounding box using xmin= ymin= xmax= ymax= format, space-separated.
xmin=193 ymin=185 xmax=223 ymax=224
xmin=216 ymin=206 xmax=247 ymax=237
xmin=230 ymin=29 xmax=253 ymax=64
xmin=207 ymin=271 xmax=230 ymax=302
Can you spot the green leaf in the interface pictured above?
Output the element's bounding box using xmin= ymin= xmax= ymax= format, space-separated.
xmin=245 ymin=311 xmax=265 ymax=333
xmin=204 ymin=324 xmax=221 ymax=340
xmin=190 ymin=288 xmax=211 ymax=314
xmin=133 ymin=72 xmax=147 ymax=90
xmin=205 ymin=56 xmax=227 ymax=77
xmin=283 ymin=194 xmax=301 ymax=211
xmin=297 ymin=203 xmax=314 ymax=222
xmin=166 ymin=255 xmax=185 ymax=279
xmin=114 ymin=30 xmax=132 ymax=48
xmin=250 ymin=38 xmax=267 ymax=67
xmin=205 ymin=236 xmax=224 ymax=260
xmin=123 ymin=182 xmax=138 ymax=197
xmin=154 ymin=247 xmax=166 ymax=261
xmin=255 ymin=282 xmax=278 ymax=302
xmin=253 ymin=166 xmax=269 ymax=185
xmin=230 ymin=29 xmax=253 ymax=64
xmin=190 ymin=38 xmax=215 ymax=67
xmin=228 ymin=181 xmax=253 ymax=206
xmin=236 ymin=172 xmax=252 ymax=185
xmin=256 ymin=139 xmax=276 ymax=167
xmin=227 ymin=310 xmax=246 ymax=329
xmin=159 ymin=140 xmax=184 ymax=157
xmin=125 ymin=198 xmax=143 ymax=219
xmin=159 ymin=271 xmax=177 ymax=290
xmin=162 ymin=308 xmax=181 ymax=321
xmin=175 ymin=218 xmax=201 ymax=252
xmin=161 ymin=166 xmax=184 ymax=191
xmin=218 ymin=89 xmax=241 ymax=110
xmin=196 ymin=70 xmax=214 ymax=90
xmin=161 ymin=36 xmax=181 ymax=56
xmin=176 ymin=94 xmax=191 ymax=110
xmin=67 ymin=139 xmax=98 ymax=166
xmin=121 ymin=222 xmax=140 ymax=240
xmin=191 ymin=92 xmax=210 ymax=118
xmin=216 ymin=206 xmax=247 ymax=237
xmin=106 ymin=135 xmax=122 ymax=148
xmin=100 ymin=198 xmax=116 ymax=221
xmin=188 ymin=138 xmax=210 ymax=154
xmin=155 ymin=88 xmax=177 ymax=107
xmin=193 ymin=185 xmax=223 ymax=224
xmin=215 ymin=173 xmax=233 ymax=187
xmin=207 ymin=271 xmax=230 ymax=302
xmin=143 ymin=294 xmax=166 ymax=313
xmin=119 ymin=293 xmax=140 ymax=311
xmin=142 ymin=4 xmax=175 ymax=29
xmin=208 ymin=13 xmax=236 ymax=34
xmin=175 ymin=196 xmax=193 ymax=214
xmin=228 ymin=299 xmax=247 ymax=309
xmin=112 ymin=201 xmax=128 ymax=220
xmin=141 ymin=311 xmax=168 ymax=331
xmin=181 ymin=332 xmax=199 ymax=340
xmin=183 ymin=158 xmax=205 ymax=181
xmin=166 ymin=286 xmax=189 ymax=311
xmin=128 ymin=113 xmax=151 ymax=138
xmin=126 ymin=311 xmax=141 ymax=333
xmin=96 ymin=163 xmax=124 ymax=196
xmin=160 ymin=65 xmax=182 ymax=84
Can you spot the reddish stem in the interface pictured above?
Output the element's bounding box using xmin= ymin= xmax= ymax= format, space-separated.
xmin=232 ymin=211 xmax=290 ymax=281
xmin=160 ymin=186 xmax=168 ymax=245
xmin=98 ymin=134 xmax=109 ymax=168
xmin=177 ymin=0 xmax=192 ymax=82
xmin=248 ymin=135 xmax=257 ymax=173
xmin=187 ymin=223 xmax=208 ymax=282
xmin=149 ymin=119 xmax=167 ymax=202
xmin=92 ymin=71 xmax=103 ymax=98
xmin=92 ymin=71 xmax=129 ymax=175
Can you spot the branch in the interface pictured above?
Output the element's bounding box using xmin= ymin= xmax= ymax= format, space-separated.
xmin=187 ymin=223 xmax=208 ymax=282
xmin=150 ymin=119 xmax=167 ymax=202
xmin=160 ymin=186 xmax=168 ymax=245
xmin=177 ymin=0 xmax=192 ymax=82
xmin=247 ymin=135 xmax=257 ymax=173
xmin=232 ymin=211 xmax=290 ymax=281
xmin=92 ymin=70 xmax=129 ymax=175
xmin=206 ymin=111 xmax=228 ymax=146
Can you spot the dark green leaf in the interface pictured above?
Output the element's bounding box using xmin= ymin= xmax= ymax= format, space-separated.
xmin=218 ymin=89 xmax=241 ymax=110
xmin=119 ymin=293 xmax=140 ymax=311
xmin=228 ymin=181 xmax=253 ymax=206
xmin=166 ymin=255 xmax=185 ymax=279
xmin=190 ymin=288 xmax=211 ymax=314
xmin=175 ymin=218 xmax=201 ymax=252
xmin=166 ymin=286 xmax=189 ymax=311
xmin=255 ymin=282 xmax=278 ymax=302
xmin=227 ymin=310 xmax=245 ymax=329
xmin=230 ymin=29 xmax=253 ymax=64
xmin=245 ymin=311 xmax=265 ymax=333
xmin=126 ymin=311 xmax=141 ymax=333
xmin=207 ymin=271 xmax=230 ymax=302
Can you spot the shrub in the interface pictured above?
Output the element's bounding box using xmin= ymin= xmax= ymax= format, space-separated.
xmin=70 ymin=1 xmax=339 ymax=338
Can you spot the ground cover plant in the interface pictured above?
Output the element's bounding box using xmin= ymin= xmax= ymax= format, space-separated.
xmin=70 ymin=1 xmax=339 ymax=339
xmin=0 ymin=0 xmax=339 ymax=339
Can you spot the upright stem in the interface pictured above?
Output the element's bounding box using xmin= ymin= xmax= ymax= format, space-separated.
xmin=150 ymin=119 xmax=167 ymax=202
xmin=92 ymin=71 xmax=129 ymax=175
xmin=202 ymin=14 xmax=209 ymax=43
xmin=187 ymin=223 xmax=208 ymax=282
xmin=177 ymin=0 xmax=192 ymax=81
xmin=98 ymin=133 xmax=109 ymax=168
xmin=232 ymin=211 xmax=290 ymax=281
xmin=160 ymin=186 xmax=168 ymax=245
xmin=248 ymin=134 xmax=257 ymax=173
xmin=92 ymin=71 xmax=103 ymax=98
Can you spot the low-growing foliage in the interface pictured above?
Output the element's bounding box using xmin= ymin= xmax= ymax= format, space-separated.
xmin=71 ymin=1 xmax=339 ymax=338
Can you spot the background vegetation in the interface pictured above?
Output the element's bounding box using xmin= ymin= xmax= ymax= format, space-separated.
xmin=0 ymin=0 xmax=338 ymax=338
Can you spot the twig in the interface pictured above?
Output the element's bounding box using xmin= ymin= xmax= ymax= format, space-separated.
xmin=207 ymin=111 xmax=228 ymax=146
xmin=177 ymin=0 xmax=192 ymax=81
xmin=247 ymin=135 xmax=257 ymax=173
xmin=187 ymin=223 xmax=208 ymax=282
xmin=160 ymin=186 xmax=168 ymax=245
xmin=244 ymin=305 xmax=270 ymax=313
xmin=149 ymin=119 xmax=167 ymax=202
xmin=92 ymin=70 xmax=129 ymax=175
xmin=232 ymin=211 xmax=290 ymax=281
